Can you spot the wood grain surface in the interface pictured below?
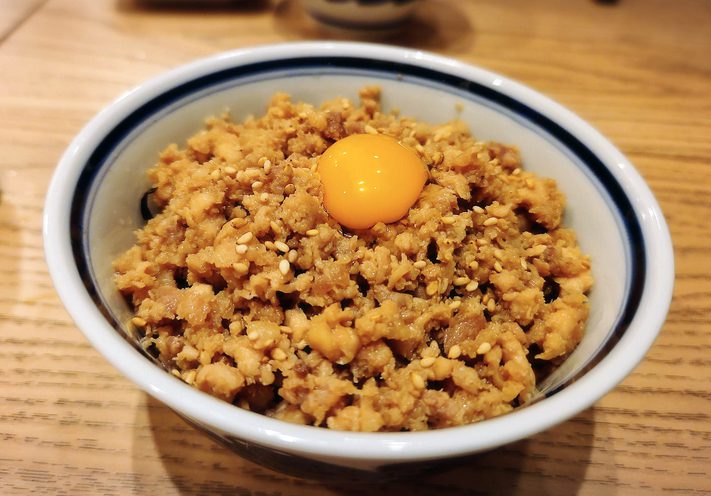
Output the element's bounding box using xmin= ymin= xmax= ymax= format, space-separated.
xmin=1 ymin=0 xmax=710 ymax=494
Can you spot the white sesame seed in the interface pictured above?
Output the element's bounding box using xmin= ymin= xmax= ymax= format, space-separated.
xmin=284 ymin=184 xmax=296 ymax=195
xmin=487 ymin=298 xmax=496 ymax=312
xmin=483 ymin=217 xmax=498 ymax=227
xmin=235 ymin=244 xmax=248 ymax=255
xmin=465 ymin=281 xmax=479 ymax=292
xmin=477 ymin=342 xmax=492 ymax=355
xmin=473 ymin=206 xmax=485 ymax=214
xmin=453 ymin=276 xmax=470 ymax=286
xmin=252 ymin=181 xmax=263 ymax=190
xmin=426 ymin=281 xmax=439 ymax=296
xmin=263 ymin=159 xmax=272 ymax=173
xmin=468 ymin=260 xmax=479 ymax=270
xmin=271 ymin=348 xmax=287 ymax=361
xmin=364 ymin=124 xmax=378 ymax=135
xmin=411 ymin=373 xmax=425 ymax=389
xmin=421 ymin=357 xmax=436 ymax=368
xmin=270 ymin=221 xmax=281 ymax=234
xmin=274 ymin=241 xmax=289 ymax=253
xmin=231 ymin=218 xmax=248 ymax=228
xmin=131 ymin=317 xmax=146 ymax=327
xmin=264 ymin=241 xmax=275 ymax=250
xmin=413 ymin=260 xmax=427 ymax=269
xmin=449 ymin=300 xmax=462 ymax=310
xmin=306 ymin=229 xmax=319 ymax=237
xmin=210 ymin=170 xmax=220 ymax=179
xmin=494 ymin=261 xmax=503 ymax=272
xmin=441 ymin=216 xmax=456 ymax=225
xmin=237 ymin=232 xmax=253 ymax=244
xmin=288 ymin=249 xmax=298 ymax=263
xmin=184 ymin=370 xmax=197 ymax=385
xmin=247 ymin=330 xmax=259 ymax=341
xmin=279 ymin=259 xmax=290 ymax=275
xmin=224 ymin=166 xmax=237 ymax=175
xmin=448 ymin=345 xmax=462 ymax=359
xmin=260 ymin=192 xmax=269 ymax=203
xmin=233 ymin=262 xmax=249 ymax=274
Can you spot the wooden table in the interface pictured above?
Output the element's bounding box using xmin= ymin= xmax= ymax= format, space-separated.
xmin=1 ymin=0 xmax=709 ymax=493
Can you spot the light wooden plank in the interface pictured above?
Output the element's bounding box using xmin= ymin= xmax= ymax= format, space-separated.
xmin=1 ymin=0 xmax=710 ymax=493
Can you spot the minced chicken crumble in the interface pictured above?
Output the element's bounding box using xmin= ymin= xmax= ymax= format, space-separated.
xmin=114 ymin=87 xmax=592 ymax=431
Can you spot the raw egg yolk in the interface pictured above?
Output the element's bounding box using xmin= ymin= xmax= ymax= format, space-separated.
xmin=318 ymin=134 xmax=428 ymax=230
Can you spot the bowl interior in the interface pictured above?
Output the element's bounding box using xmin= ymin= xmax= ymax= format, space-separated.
xmin=79 ymin=65 xmax=630 ymax=401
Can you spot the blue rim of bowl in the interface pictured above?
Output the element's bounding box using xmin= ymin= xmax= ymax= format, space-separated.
xmin=69 ymin=55 xmax=646 ymax=404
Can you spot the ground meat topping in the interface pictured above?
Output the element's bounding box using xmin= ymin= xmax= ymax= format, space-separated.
xmin=114 ymin=87 xmax=592 ymax=431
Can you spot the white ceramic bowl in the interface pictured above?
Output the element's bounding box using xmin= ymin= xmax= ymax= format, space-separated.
xmin=43 ymin=42 xmax=673 ymax=475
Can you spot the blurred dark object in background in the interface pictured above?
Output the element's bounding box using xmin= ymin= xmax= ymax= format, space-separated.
xmin=134 ymin=0 xmax=269 ymax=8
xmin=302 ymin=0 xmax=422 ymax=30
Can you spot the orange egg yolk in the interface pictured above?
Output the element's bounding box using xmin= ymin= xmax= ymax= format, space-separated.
xmin=318 ymin=134 xmax=428 ymax=230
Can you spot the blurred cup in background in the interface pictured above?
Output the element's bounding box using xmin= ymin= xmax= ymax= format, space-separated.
xmin=302 ymin=0 xmax=422 ymax=30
